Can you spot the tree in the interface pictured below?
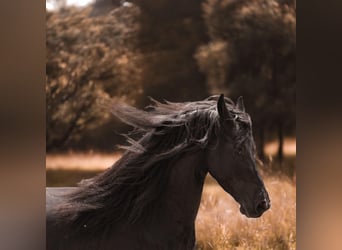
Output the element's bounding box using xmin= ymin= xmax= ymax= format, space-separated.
xmin=46 ymin=1 xmax=212 ymax=151
xmin=197 ymin=0 xmax=296 ymax=163
xmin=46 ymin=6 xmax=143 ymax=151
xmin=133 ymin=0 xmax=210 ymax=105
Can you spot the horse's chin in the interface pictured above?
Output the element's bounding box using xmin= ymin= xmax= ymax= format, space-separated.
xmin=239 ymin=205 xmax=263 ymax=218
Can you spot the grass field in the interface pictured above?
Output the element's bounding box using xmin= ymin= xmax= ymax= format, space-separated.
xmin=46 ymin=170 xmax=295 ymax=250
xmin=196 ymin=175 xmax=296 ymax=250
xmin=46 ymin=140 xmax=296 ymax=249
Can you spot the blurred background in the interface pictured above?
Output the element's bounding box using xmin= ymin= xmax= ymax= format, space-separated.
xmin=46 ymin=0 xmax=295 ymax=175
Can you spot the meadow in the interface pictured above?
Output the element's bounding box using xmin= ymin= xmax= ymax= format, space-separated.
xmin=46 ymin=146 xmax=296 ymax=250
xmin=196 ymin=174 xmax=296 ymax=250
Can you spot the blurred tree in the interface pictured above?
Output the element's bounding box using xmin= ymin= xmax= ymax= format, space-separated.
xmin=46 ymin=0 xmax=295 ymax=156
xmin=197 ymin=0 xmax=296 ymax=163
xmin=46 ymin=1 xmax=211 ymax=151
xmin=133 ymin=0 xmax=210 ymax=105
xmin=46 ymin=6 xmax=143 ymax=151
xmin=89 ymin=0 xmax=121 ymax=17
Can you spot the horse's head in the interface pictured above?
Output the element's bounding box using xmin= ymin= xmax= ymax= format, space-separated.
xmin=206 ymin=94 xmax=270 ymax=218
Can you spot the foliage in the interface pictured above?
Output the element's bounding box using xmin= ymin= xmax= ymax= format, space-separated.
xmin=197 ymin=0 xmax=296 ymax=160
xmin=46 ymin=6 xmax=143 ymax=150
xmin=135 ymin=0 xmax=209 ymax=105
xmin=46 ymin=0 xmax=295 ymax=154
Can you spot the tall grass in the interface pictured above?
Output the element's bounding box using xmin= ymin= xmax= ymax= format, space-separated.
xmin=46 ymin=152 xmax=296 ymax=249
xmin=196 ymin=175 xmax=296 ymax=250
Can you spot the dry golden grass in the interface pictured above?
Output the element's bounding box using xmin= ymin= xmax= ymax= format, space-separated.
xmin=46 ymin=140 xmax=296 ymax=249
xmin=196 ymin=175 xmax=296 ymax=250
xmin=47 ymin=169 xmax=296 ymax=250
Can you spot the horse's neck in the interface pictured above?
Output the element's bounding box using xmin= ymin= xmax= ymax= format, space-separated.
xmin=136 ymin=151 xmax=206 ymax=248
xmin=159 ymin=151 xmax=207 ymax=227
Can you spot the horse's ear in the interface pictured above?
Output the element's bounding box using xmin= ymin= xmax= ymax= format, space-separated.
xmin=217 ymin=94 xmax=231 ymax=121
xmin=236 ymin=96 xmax=245 ymax=112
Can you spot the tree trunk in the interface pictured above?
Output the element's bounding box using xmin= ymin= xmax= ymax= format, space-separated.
xmin=257 ymin=125 xmax=266 ymax=162
xmin=277 ymin=120 xmax=284 ymax=164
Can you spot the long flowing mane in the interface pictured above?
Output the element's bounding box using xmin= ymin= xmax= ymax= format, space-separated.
xmin=55 ymin=95 xmax=244 ymax=230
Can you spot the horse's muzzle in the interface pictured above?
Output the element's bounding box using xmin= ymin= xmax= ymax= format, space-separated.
xmin=240 ymin=197 xmax=270 ymax=218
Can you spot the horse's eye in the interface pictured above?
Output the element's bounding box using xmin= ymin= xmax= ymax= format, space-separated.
xmin=237 ymin=147 xmax=243 ymax=155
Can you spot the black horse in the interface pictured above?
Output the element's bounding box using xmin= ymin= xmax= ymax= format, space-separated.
xmin=46 ymin=94 xmax=270 ymax=250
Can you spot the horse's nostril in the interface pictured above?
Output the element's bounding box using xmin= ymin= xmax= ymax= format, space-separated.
xmin=256 ymin=200 xmax=268 ymax=213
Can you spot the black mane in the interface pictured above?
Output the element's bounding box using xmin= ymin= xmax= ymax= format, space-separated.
xmin=55 ymin=95 xmax=249 ymax=230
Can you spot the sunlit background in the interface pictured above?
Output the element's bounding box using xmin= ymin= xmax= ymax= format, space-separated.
xmin=46 ymin=0 xmax=95 ymax=11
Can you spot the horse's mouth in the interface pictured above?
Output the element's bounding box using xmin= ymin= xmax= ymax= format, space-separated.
xmin=239 ymin=205 xmax=249 ymax=217
xmin=239 ymin=205 xmax=265 ymax=218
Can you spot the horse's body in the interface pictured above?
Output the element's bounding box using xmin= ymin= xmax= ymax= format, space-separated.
xmin=47 ymin=152 xmax=205 ymax=250
xmin=46 ymin=95 xmax=270 ymax=250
